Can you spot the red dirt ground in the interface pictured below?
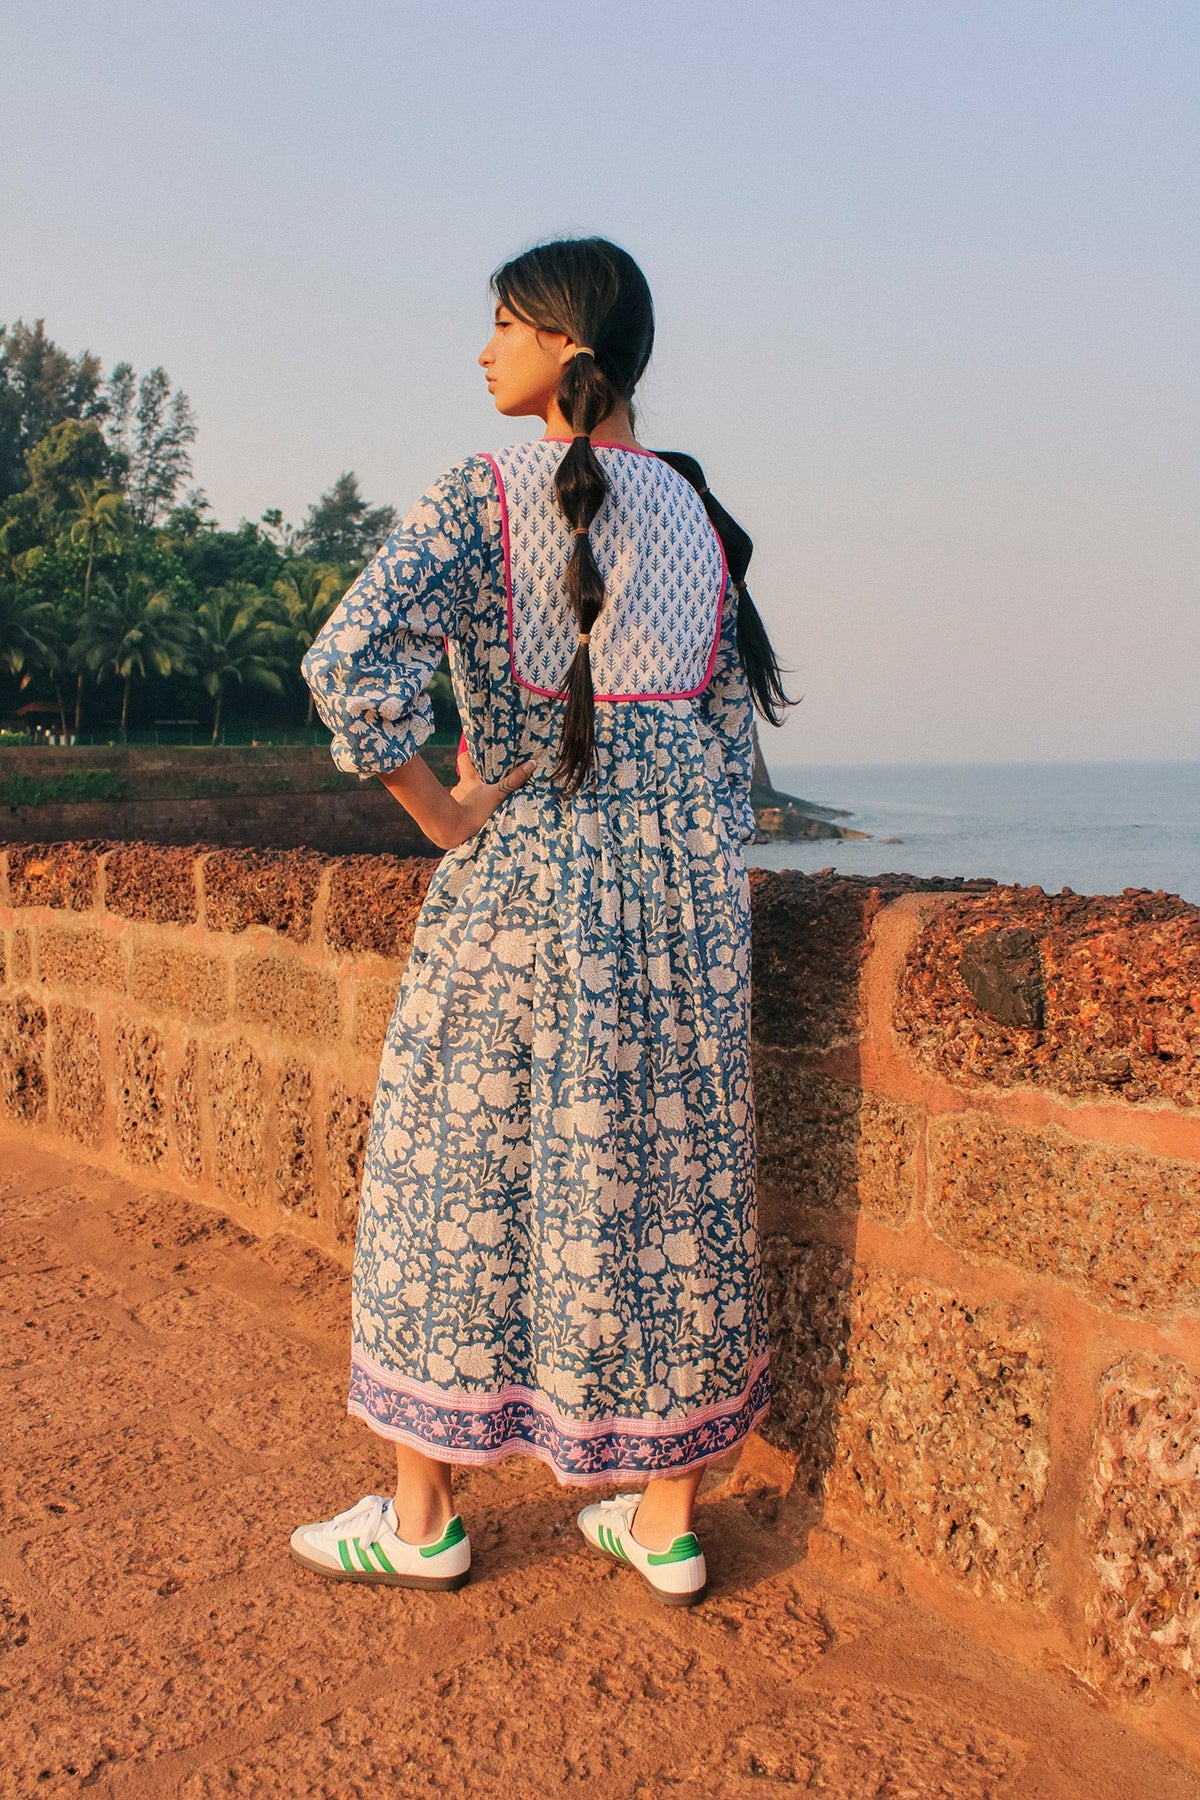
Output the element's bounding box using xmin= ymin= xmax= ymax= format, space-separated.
xmin=2 ymin=1134 xmax=1198 ymax=1800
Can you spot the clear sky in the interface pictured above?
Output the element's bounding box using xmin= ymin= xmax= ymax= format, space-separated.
xmin=4 ymin=1 xmax=1198 ymax=764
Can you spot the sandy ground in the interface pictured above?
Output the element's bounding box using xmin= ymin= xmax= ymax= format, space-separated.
xmin=2 ymin=1135 xmax=1198 ymax=1800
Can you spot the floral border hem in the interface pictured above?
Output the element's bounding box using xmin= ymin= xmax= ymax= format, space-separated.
xmin=347 ymin=1350 xmax=771 ymax=1489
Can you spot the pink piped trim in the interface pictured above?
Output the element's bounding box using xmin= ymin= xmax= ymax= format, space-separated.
xmin=478 ymin=451 xmax=726 ymax=705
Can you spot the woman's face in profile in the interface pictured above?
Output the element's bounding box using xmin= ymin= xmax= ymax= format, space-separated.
xmin=479 ymin=302 xmax=570 ymax=420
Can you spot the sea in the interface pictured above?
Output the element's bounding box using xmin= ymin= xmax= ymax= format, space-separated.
xmin=746 ymin=762 xmax=1200 ymax=905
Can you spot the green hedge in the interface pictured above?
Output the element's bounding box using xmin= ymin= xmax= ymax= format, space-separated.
xmin=0 ymin=770 xmax=127 ymax=807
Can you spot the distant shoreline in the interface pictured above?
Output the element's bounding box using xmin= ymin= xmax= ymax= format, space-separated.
xmin=744 ymin=761 xmax=1200 ymax=905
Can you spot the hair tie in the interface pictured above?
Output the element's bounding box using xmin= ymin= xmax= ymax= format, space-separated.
xmin=698 ymin=485 xmax=710 ymax=496
xmin=572 ymin=525 xmax=589 ymax=535
xmin=577 ymin=631 xmax=591 ymax=643
xmin=572 ymin=433 xmax=590 ymax=444
xmin=573 ymin=347 xmax=596 ymax=359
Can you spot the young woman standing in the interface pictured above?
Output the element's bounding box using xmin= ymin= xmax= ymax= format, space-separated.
xmin=293 ymin=237 xmax=792 ymax=1606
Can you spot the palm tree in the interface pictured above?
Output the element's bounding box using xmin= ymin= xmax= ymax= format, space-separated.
xmin=75 ymin=571 xmax=193 ymax=738
xmin=0 ymin=582 xmax=61 ymax=733
xmin=191 ymin=583 xmax=288 ymax=743
xmin=0 ymin=582 xmax=55 ymax=683
xmin=28 ymin=594 xmax=81 ymax=736
xmin=68 ymin=480 xmax=127 ymax=608
xmin=273 ymin=563 xmax=343 ymax=724
xmin=67 ymin=480 xmax=128 ymax=732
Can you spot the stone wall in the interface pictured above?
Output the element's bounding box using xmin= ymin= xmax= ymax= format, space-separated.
xmin=751 ymin=873 xmax=1200 ymax=1756
xmin=0 ymin=744 xmax=456 ymax=855
xmin=1 ymin=841 xmax=1198 ymax=1751
xmin=0 ymin=841 xmax=434 ymax=1252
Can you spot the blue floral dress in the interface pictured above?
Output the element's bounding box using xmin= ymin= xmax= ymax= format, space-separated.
xmin=302 ymin=438 xmax=770 ymax=1486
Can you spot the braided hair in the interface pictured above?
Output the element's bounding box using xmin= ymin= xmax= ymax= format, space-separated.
xmin=490 ymin=237 xmax=794 ymax=792
xmin=652 ymin=450 xmax=792 ymax=728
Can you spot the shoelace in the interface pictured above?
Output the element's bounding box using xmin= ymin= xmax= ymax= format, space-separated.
xmin=603 ymin=1494 xmax=644 ymax=1536
xmin=328 ymin=1493 xmax=388 ymax=1544
xmin=601 ymin=1496 xmax=702 ymax=1559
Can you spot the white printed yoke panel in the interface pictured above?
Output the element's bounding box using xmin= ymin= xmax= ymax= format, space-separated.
xmin=484 ymin=442 xmax=727 ymax=702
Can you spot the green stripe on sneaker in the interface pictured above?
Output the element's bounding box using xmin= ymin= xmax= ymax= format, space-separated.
xmin=352 ymin=1538 xmax=376 ymax=1573
xmin=646 ymin=1533 xmax=702 ymax=1565
xmin=419 ymin=1515 xmax=466 ymax=1559
xmin=368 ymin=1540 xmax=397 ymax=1574
xmin=600 ymin=1524 xmax=630 ymax=1564
xmin=337 ymin=1539 xmax=355 ymax=1573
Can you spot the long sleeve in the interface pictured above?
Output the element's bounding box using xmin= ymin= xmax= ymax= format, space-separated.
xmin=301 ymin=463 xmax=484 ymax=777
xmin=695 ymin=577 xmax=758 ymax=844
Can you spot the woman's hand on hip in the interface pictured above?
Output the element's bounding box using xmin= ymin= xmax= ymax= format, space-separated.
xmin=378 ymin=748 xmax=537 ymax=851
xmin=445 ymin=748 xmax=538 ymax=846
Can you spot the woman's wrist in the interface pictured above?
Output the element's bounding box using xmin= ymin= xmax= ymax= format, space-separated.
xmin=377 ymin=747 xmax=536 ymax=850
xmin=377 ymin=753 xmax=461 ymax=847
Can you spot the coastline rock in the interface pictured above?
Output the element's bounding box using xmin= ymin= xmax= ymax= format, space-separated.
xmin=751 ymin=784 xmax=866 ymax=844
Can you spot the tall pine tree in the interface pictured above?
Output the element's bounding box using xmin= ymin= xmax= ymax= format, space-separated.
xmin=297 ymin=472 xmax=396 ymax=563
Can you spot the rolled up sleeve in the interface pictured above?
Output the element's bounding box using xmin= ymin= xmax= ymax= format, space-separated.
xmin=301 ymin=464 xmax=483 ymax=777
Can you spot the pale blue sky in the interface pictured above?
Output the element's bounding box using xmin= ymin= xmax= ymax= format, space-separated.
xmin=4 ymin=1 xmax=1198 ymax=763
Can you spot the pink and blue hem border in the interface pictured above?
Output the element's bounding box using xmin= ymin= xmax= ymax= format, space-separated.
xmin=347 ymin=1346 xmax=771 ymax=1489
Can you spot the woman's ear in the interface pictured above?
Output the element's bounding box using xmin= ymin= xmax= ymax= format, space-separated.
xmin=532 ymin=326 xmax=572 ymax=367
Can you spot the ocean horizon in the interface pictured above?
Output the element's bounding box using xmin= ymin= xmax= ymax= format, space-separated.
xmin=747 ymin=760 xmax=1200 ymax=905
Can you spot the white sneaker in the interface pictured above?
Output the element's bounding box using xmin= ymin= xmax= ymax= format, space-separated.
xmin=577 ymin=1492 xmax=708 ymax=1607
xmin=290 ymin=1493 xmax=471 ymax=1590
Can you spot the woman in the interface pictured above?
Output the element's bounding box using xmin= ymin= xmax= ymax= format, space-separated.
xmin=293 ymin=237 xmax=792 ymax=1606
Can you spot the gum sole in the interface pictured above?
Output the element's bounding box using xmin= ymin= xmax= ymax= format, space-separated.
xmin=586 ymin=1539 xmax=708 ymax=1608
xmin=289 ymin=1545 xmax=470 ymax=1590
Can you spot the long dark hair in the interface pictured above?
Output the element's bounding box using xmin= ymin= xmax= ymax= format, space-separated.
xmin=652 ymin=449 xmax=793 ymax=731
xmin=491 ymin=236 xmax=794 ymax=793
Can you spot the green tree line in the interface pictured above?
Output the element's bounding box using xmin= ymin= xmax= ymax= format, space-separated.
xmin=0 ymin=319 xmax=458 ymax=743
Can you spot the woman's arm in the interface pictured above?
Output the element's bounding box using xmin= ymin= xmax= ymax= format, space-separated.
xmin=378 ymin=745 xmax=534 ymax=850
xmin=305 ymin=471 xmax=536 ymax=849
xmin=301 ymin=463 xmax=533 ymax=845
xmin=302 ymin=465 xmax=480 ymax=777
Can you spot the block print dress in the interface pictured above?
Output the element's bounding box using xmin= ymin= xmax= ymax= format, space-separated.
xmin=302 ymin=438 xmax=770 ymax=1486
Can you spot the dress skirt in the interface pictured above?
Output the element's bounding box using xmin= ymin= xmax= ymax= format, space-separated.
xmin=347 ymin=702 xmax=770 ymax=1485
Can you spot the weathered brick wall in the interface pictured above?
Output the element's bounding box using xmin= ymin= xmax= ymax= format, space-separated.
xmin=2 ymin=843 xmax=1198 ymax=1744
xmin=0 ymin=841 xmax=433 ymax=1252
xmin=751 ymin=872 xmax=1200 ymax=1747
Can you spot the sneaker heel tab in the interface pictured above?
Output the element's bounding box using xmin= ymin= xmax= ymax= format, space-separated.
xmin=645 ymin=1531 xmax=703 ymax=1565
